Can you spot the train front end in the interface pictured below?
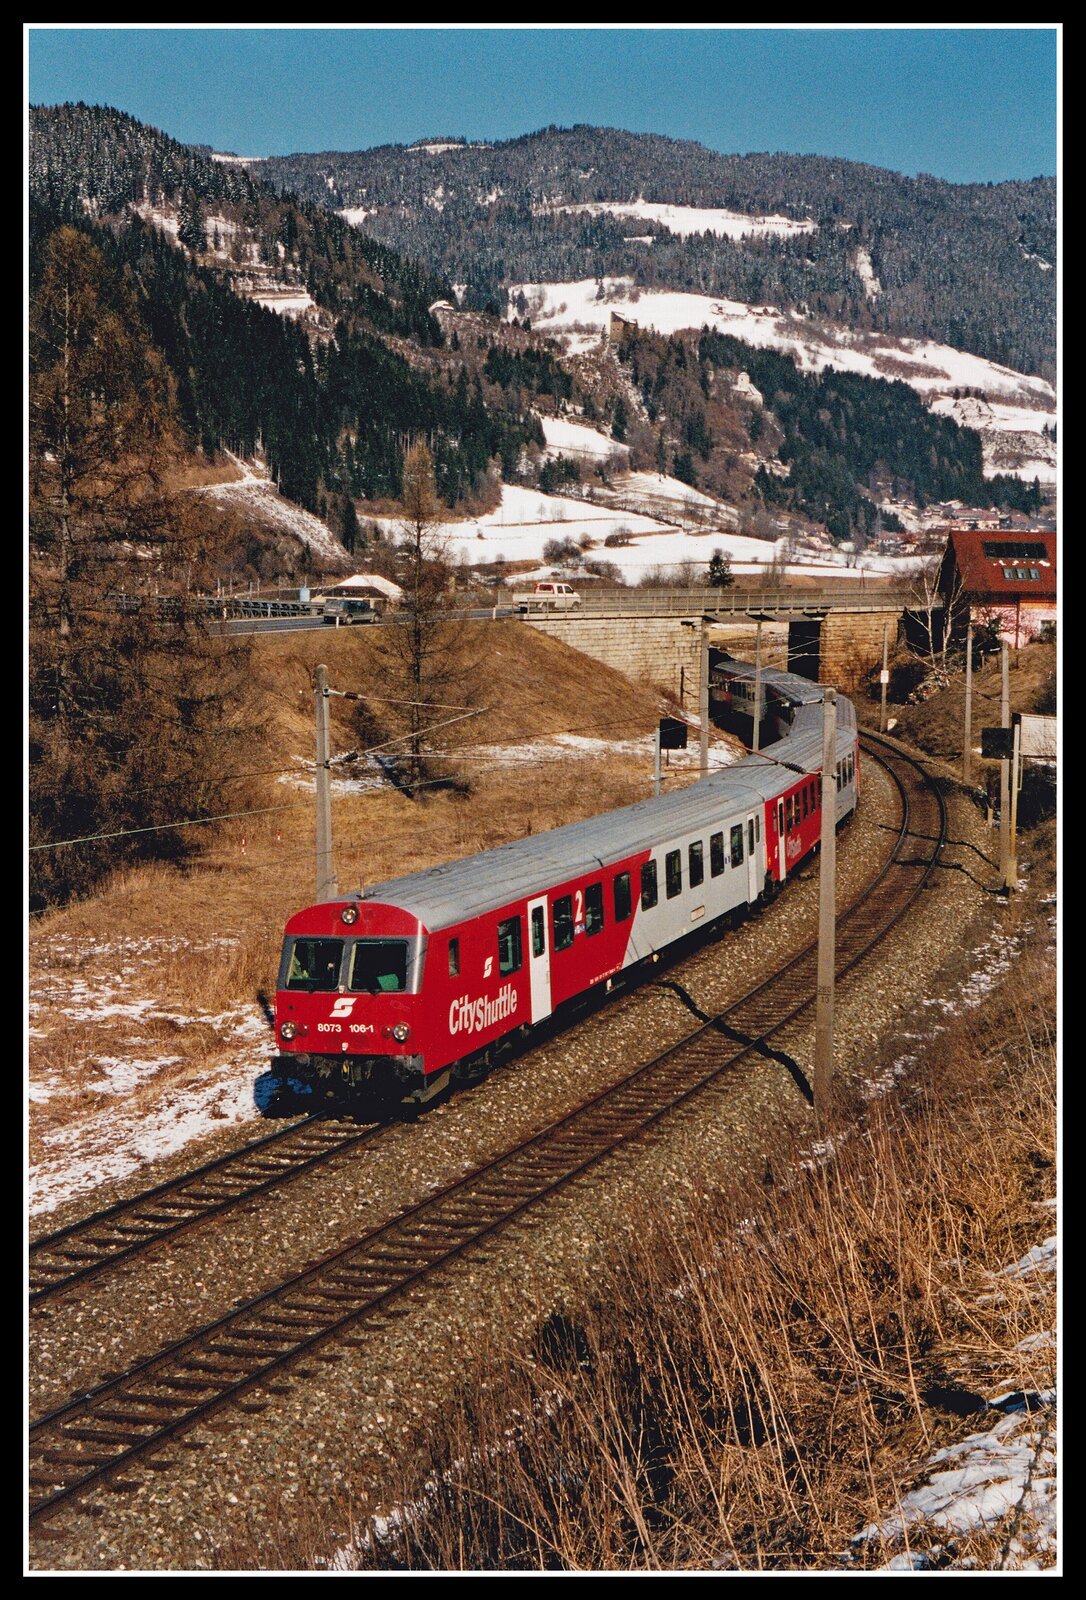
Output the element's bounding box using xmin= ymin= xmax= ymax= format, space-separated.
xmin=272 ymin=896 xmax=431 ymax=1104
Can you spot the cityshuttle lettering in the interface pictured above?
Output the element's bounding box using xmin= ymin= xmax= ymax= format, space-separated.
xmin=449 ymin=982 xmax=519 ymax=1037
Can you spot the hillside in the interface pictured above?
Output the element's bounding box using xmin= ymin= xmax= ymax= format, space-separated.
xmin=254 ymin=125 xmax=1056 ymax=381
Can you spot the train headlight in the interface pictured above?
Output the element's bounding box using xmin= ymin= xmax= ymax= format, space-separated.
xmin=341 ymin=905 xmax=359 ymax=926
xmin=280 ymin=1020 xmax=297 ymax=1042
xmin=391 ymin=1022 xmax=410 ymax=1043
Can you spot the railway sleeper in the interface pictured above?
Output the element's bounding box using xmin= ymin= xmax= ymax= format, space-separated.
xmin=61 ymin=1425 xmax=154 ymax=1446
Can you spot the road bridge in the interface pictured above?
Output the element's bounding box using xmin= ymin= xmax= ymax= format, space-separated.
xmin=524 ymin=587 xmax=912 ymax=705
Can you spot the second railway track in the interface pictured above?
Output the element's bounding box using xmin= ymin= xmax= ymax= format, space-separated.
xmin=30 ymin=734 xmax=947 ymax=1525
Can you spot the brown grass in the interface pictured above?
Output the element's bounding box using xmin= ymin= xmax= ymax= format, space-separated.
xmin=229 ymin=942 xmax=1056 ymax=1573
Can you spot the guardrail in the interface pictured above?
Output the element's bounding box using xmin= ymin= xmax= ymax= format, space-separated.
xmin=477 ymin=586 xmax=914 ymax=619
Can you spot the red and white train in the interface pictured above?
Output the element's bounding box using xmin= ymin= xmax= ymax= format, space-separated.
xmin=272 ymin=662 xmax=859 ymax=1107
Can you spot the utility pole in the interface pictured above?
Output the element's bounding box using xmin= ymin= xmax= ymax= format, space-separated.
xmin=963 ymin=619 xmax=973 ymax=785
xmin=314 ymin=663 xmax=338 ymax=902
xmin=1000 ymin=643 xmax=1011 ymax=890
xmin=814 ymin=687 xmax=838 ymax=1125
xmin=879 ymin=620 xmax=890 ymax=734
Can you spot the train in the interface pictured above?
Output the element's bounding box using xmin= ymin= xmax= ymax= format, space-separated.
xmin=270 ymin=660 xmax=860 ymax=1109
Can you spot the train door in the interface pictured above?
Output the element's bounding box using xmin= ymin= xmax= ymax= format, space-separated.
xmin=776 ymin=798 xmax=786 ymax=881
xmin=746 ymin=814 xmax=760 ymax=904
xmin=527 ymin=896 xmax=553 ymax=1024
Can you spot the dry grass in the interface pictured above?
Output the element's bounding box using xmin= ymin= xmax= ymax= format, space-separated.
xmin=231 ymin=943 xmax=1056 ymax=1573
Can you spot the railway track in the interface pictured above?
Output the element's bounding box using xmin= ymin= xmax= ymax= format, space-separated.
xmin=29 ymin=1118 xmax=382 ymax=1305
xmin=29 ymin=735 xmax=947 ymax=1526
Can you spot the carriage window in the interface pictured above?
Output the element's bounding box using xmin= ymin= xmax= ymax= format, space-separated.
xmin=848 ymin=755 xmax=854 ymax=783
xmin=284 ymin=938 xmax=343 ymax=992
xmin=730 ymin=824 xmax=744 ymax=867
xmin=710 ymin=832 xmax=725 ymax=876
xmin=553 ymin=896 xmax=574 ymax=951
xmin=801 ymin=786 xmax=809 ymax=819
xmin=641 ymin=860 xmax=658 ymax=910
xmin=531 ymin=905 xmax=546 ymax=958
xmin=755 ymin=813 xmax=761 ymax=842
xmin=785 ymin=796 xmax=794 ymax=831
xmin=665 ymin=850 xmax=682 ymax=899
xmin=836 ymin=762 xmax=843 ymax=791
xmin=748 ymin=818 xmax=755 ymax=854
xmin=585 ymin=882 xmax=604 ymax=936
xmin=448 ymin=937 xmax=460 ymax=978
xmin=613 ymin=871 xmax=632 ymax=923
xmin=348 ymin=939 xmax=408 ymax=994
xmin=689 ymin=841 xmax=704 ymax=888
xmin=497 ymin=916 xmax=522 ymax=975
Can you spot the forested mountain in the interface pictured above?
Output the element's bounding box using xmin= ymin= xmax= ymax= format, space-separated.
xmin=28 ymin=105 xmax=547 ymax=513
xmin=256 ymin=125 xmax=1056 ymax=381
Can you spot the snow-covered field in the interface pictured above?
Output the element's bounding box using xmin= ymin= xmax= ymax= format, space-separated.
xmin=539 ymin=414 xmax=630 ymax=464
xmin=509 ymin=278 xmax=1056 ymax=480
xmin=377 ymin=480 xmax=921 ymax=583
xmin=542 ymin=199 xmax=817 ymax=241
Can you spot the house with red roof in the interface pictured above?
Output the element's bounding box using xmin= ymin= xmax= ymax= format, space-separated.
xmin=936 ymin=529 xmax=1056 ymax=648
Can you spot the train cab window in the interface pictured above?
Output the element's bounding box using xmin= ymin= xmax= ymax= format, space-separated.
xmin=748 ymin=818 xmax=755 ymax=855
xmin=665 ymin=850 xmax=682 ymax=899
xmin=497 ymin=916 xmax=522 ymax=976
xmin=848 ymin=755 xmax=854 ymax=783
xmin=585 ymin=882 xmax=604 ymax=936
xmin=710 ymin=832 xmax=726 ymax=876
xmin=531 ymin=905 xmax=546 ymax=958
xmin=613 ymin=871 xmax=632 ymax=923
xmin=641 ymin=860 xmax=658 ymax=910
xmin=284 ymin=938 xmax=343 ymax=992
xmin=755 ymin=813 xmax=761 ymax=842
xmin=448 ymin=937 xmax=460 ymax=978
xmin=348 ymin=939 xmax=408 ymax=993
xmin=689 ymin=841 xmax=704 ymax=888
xmin=730 ymin=824 xmax=744 ymax=867
xmin=553 ymin=896 xmax=574 ymax=951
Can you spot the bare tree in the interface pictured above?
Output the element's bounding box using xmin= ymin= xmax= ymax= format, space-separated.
xmin=371 ymin=443 xmax=482 ymax=792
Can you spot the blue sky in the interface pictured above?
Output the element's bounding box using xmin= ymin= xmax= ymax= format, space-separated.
xmin=27 ymin=25 xmax=1058 ymax=184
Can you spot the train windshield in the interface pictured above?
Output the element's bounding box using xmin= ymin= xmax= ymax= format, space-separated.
xmin=348 ymin=939 xmax=410 ymax=993
xmin=283 ymin=938 xmax=344 ymax=992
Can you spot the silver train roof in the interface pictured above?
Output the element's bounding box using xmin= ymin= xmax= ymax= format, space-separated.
xmin=347 ymin=676 xmax=857 ymax=932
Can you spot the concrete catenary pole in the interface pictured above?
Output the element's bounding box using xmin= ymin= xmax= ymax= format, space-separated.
xmin=699 ymin=620 xmax=709 ymax=780
xmin=753 ymin=618 xmax=763 ymax=755
xmin=314 ymin=663 xmax=338 ymax=903
xmin=814 ymin=687 xmax=838 ymax=1124
xmin=1000 ymin=643 xmax=1011 ymax=889
xmin=963 ymin=619 xmax=974 ymax=785
xmin=1008 ymin=716 xmax=1021 ymax=892
xmin=879 ymin=620 xmax=890 ymax=734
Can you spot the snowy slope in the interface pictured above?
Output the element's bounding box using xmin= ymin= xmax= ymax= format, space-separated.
xmin=509 ymin=278 xmax=1056 ymax=482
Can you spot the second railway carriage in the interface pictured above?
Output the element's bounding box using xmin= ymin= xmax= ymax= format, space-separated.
xmin=273 ymin=669 xmax=859 ymax=1107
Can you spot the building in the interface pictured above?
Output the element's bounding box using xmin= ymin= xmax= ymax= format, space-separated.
xmin=936 ymin=529 xmax=1056 ymax=648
